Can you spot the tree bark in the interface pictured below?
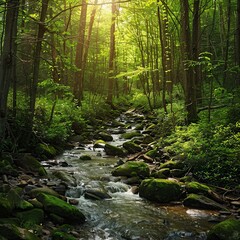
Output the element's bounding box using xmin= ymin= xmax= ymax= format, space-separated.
xmin=74 ymin=0 xmax=88 ymax=103
xmin=107 ymin=0 xmax=117 ymax=104
xmin=0 ymin=0 xmax=19 ymax=140
xmin=29 ymin=0 xmax=49 ymax=123
xmin=180 ymin=0 xmax=198 ymax=123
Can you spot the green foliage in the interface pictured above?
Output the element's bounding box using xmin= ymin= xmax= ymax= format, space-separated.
xmin=162 ymin=121 xmax=240 ymax=187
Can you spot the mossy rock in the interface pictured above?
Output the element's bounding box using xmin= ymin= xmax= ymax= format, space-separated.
xmin=79 ymin=155 xmax=92 ymax=161
xmin=15 ymin=209 xmax=44 ymax=227
xmin=150 ymin=168 xmax=170 ymax=179
xmin=0 ymin=224 xmax=40 ymax=240
xmin=159 ymin=160 xmax=184 ymax=170
xmin=93 ymin=140 xmax=106 ymax=148
xmin=29 ymin=187 xmax=60 ymax=199
xmin=7 ymin=188 xmax=33 ymax=211
xmin=52 ymin=170 xmax=76 ymax=186
xmin=146 ymin=148 xmax=158 ymax=158
xmin=135 ymin=123 xmax=144 ymax=130
xmin=35 ymin=143 xmax=57 ymax=159
xmin=186 ymin=181 xmax=211 ymax=195
xmin=207 ymin=219 xmax=240 ymax=240
xmin=183 ymin=194 xmax=226 ymax=210
xmin=112 ymin=161 xmax=150 ymax=178
xmin=37 ymin=193 xmax=85 ymax=223
xmin=121 ymin=131 xmax=142 ymax=140
xmin=49 ymin=213 xmax=64 ymax=224
xmin=98 ymin=132 xmax=113 ymax=142
xmin=0 ymin=197 xmax=13 ymax=217
xmin=84 ymin=189 xmax=112 ymax=200
xmin=139 ymin=179 xmax=182 ymax=203
xmin=123 ymin=141 xmax=142 ymax=154
xmin=104 ymin=144 xmax=125 ymax=156
xmin=142 ymin=135 xmax=154 ymax=144
xmin=18 ymin=155 xmax=47 ymax=176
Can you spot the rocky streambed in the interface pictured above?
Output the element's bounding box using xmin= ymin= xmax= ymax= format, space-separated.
xmin=0 ymin=109 xmax=240 ymax=239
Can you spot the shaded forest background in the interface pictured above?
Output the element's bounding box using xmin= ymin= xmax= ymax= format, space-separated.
xmin=0 ymin=0 xmax=239 ymax=187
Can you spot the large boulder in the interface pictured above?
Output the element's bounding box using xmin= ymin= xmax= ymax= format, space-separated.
xmin=207 ymin=219 xmax=240 ymax=240
xmin=112 ymin=161 xmax=150 ymax=178
xmin=139 ymin=179 xmax=182 ymax=203
xmin=104 ymin=144 xmax=125 ymax=156
xmin=36 ymin=193 xmax=85 ymax=223
xmin=123 ymin=141 xmax=142 ymax=154
xmin=29 ymin=186 xmax=60 ymax=199
xmin=17 ymin=155 xmax=47 ymax=176
xmin=183 ymin=194 xmax=226 ymax=210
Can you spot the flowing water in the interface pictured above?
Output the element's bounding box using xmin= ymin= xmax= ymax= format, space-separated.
xmin=51 ymin=116 xmax=218 ymax=240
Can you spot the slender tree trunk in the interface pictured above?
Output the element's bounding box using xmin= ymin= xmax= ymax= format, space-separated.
xmin=0 ymin=0 xmax=19 ymax=140
xmin=107 ymin=0 xmax=117 ymax=104
xmin=180 ymin=0 xmax=198 ymax=123
xmin=157 ymin=0 xmax=167 ymax=113
xmin=29 ymin=0 xmax=49 ymax=126
xmin=192 ymin=0 xmax=201 ymax=103
xmin=74 ymin=0 xmax=88 ymax=103
xmin=223 ymin=0 xmax=231 ymax=88
xmin=236 ymin=0 xmax=240 ymax=86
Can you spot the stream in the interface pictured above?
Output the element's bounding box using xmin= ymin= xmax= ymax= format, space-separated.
xmin=50 ymin=114 xmax=217 ymax=240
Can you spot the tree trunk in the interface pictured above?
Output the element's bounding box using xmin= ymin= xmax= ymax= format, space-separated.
xmin=0 ymin=0 xmax=19 ymax=140
xmin=236 ymin=0 xmax=240 ymax=86
xmin=107 ymin=0 xmax=117 ymax=104
xmin=29 ymin=0 xmax=49 ymax=124
xmin=192 ymin=0 xmax=201 ymax=103
xmin=180 ymin=0 xmax=198 ymax=123
xmin=74 ymin=0 xmax=88 ymax=103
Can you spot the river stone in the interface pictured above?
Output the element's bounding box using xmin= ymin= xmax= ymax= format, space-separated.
xmin=123 ymin=141 xmax=142 ymax=154
xmin=186 ymin=181 xmax=211 ymax=195
xmin=159 ymin=160 xmax=184 ymax=170
xmin=52 ymin=170 xmax=76 ymax=186
xmin=139 ymin=179 xmax=182 ymax=203
xmin=84 ymin=189 xmax=112 ymax=200
xmin=170 ymin=169 xmax=186 ymax=178
xmin=0 ymin=224 xmax=40 ymax=240
xmin=183 ymin=194 xmax=226 ymax=210
xmin=17 ymin=155 xmax=47 ymax=176
xmin=146 ymin=148 xmax=158 ymax=158
xmin=15 ymin=208 xmax=44 ymax=227
xmin=35 ymin=143 xmax=57 ymax=159
xmin=36 ymin=193 xmax=85 ymax=223
xmin=79 ymin=155 xmax=92 ymax=160
xmin=207 ymin=219 xmax=240 ymax=240
xmin=98 ymin=132 xmax=113 ymax=142
xmin=120 ymin=131 xmax=142 ymax=140
xmin=104 ymin=144 xmax=125 ymax=156
xmin=112 ymin=161 xmax=150 ymax=178
xmin=29 ymin=186 xmax=60 ymax=198
xmin=93 ymin=140 xmax=106 ymax=148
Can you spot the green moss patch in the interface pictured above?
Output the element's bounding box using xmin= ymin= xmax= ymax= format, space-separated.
xmin=207 ymin=219 xmax=240 ymax=240
xmin=139 ymin=179 xmax=182 ymax=203
xmin=112 ymin=161 xmax=150 ymax=178
xmin=37 ymin=193 xmax=85 ymax=223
